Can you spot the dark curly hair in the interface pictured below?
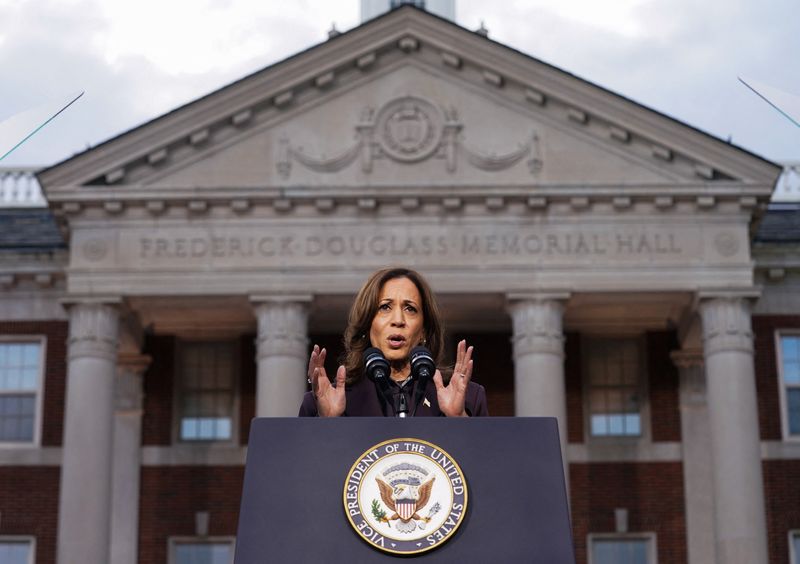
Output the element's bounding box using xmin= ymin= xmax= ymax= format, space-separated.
xmin=342 ymin=267 xmax=445 ymax=385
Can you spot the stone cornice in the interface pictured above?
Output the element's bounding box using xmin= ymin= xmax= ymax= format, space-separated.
xmin=44 ymin=184 xmax=770 ymax=224
xmin=38 ymin=8 xmax=780 ymax=193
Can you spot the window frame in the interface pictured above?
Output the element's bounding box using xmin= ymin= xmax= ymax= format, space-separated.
xmin=172 ymin=339 xmax=240 ymax=445
xmin=581 ymin=334 xmax=650 ymax=442
xmin=790 ymin=530 xmax=800 ymax=564
xmin=587 ymin=532 xmax=657 ymax=564
xmin=0 ymin=535 xmax=36 ymax=564
xmin=167 ymin=536 xmax=236 ymax=564
xmin=0 ymin=336 xmax=46 ymax=447
xmin=776 ymin=330 xmax=800 ymax=442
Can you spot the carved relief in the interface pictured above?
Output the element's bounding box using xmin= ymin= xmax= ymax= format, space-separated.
xmin=375 ymin=97 xmax=443 ymax=162
xmin=508 ymin=299 xmax=565 ymax=359
xmin=699 ymin=297 xmax=754 ymax=357
xmin=254 ymin=301 xmax=309 ymax=360
xmin=82 ymin=239 xmax=109 ymax=262
xmin=68 ymin=302 xmax=120 ymax=362
xmin=276 ymin=96 xmax=541 ymax=178
xmin=713 ymin=232 xmax=740 ymax=257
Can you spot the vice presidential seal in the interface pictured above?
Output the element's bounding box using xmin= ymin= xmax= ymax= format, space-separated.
xmin=343 ymin=438 xmax=468 ymax=555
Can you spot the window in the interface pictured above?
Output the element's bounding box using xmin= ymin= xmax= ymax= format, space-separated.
xmin=790 ymin=530 xmax=800 ymax=564
xmin=0 ymin=340 xmax=43 ymax=443
xmin=177 ymin=342 xmax=237 ymax=442
xmin=585 ymin=338 xmax=643 ymax=437
xmin=390 ymin=0 xmax=426 ymax=9
xmin=169 ymin=539 xmax=234 ymax=564
xmin=778 ymin=334 xmax=800 ymax=438
xmin=588 ymin=534 xmax=656 ymax=564
xmin=0 ymin=538 xmax=35 ymax=564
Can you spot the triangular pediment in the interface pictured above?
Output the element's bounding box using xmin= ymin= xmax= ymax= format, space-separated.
xmin=39 ymin=6 xmax=780 ymax=195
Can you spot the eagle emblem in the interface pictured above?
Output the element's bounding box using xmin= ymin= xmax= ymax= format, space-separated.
xmin=372 ymin=462 xmax=440 ymax=533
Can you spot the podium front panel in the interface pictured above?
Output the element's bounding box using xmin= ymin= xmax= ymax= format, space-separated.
xmin=235 ymin=417 xmax=574 ymax=563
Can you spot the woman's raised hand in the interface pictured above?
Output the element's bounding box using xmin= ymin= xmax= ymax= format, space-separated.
xmin=433 ymin=339 xmax=473 ymax=417
xmin=308 ymin=345 xmax=346 ymax=417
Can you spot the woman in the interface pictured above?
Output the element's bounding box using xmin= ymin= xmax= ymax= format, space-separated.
xmin=299 ymin=267 xmax=488 ymax=417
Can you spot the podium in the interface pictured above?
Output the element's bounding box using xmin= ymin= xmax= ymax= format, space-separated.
xmin=234 ymin=417 xmax=575 ymax=563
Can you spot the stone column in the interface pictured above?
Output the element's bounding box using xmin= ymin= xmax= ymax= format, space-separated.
xmin=57 ymin=301 xmax=120 ymax=564
xmin=252 ymin=297 xmax=310 ymax=417
xmin=671 ymin=349 xmax=716 ymax=564
xmin=110 ymin=353 xmax=150 ymax=564
xmin=508 ymin=294 xmax=569 ymax=484
xmin=699 ymin=295 xmax=768 ymax=564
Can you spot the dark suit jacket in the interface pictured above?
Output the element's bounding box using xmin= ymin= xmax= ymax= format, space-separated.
xmin=298 ymin=376 xmax=488 ymax=417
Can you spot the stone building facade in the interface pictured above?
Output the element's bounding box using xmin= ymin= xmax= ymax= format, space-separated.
xmin=1 ymin=6 xmax=799 ymax=564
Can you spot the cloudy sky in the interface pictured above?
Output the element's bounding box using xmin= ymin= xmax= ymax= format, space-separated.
xmin=1 ymin=0 xmax=798 ymax=167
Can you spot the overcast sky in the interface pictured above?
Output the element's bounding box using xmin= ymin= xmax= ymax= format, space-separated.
xmin=1 ymin=0 xmax=798 ymax=168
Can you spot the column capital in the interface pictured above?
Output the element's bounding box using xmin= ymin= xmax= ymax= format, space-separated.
xmin=67 ymin=301 xmax=120 ymax=363
xmin=696 ymin=287 xmax=761 ymax=303
xmin=506 ymin=291 xmax=571 ymax=304
xmin=670 ymin=348 xmax=704 ymax=369
xmin=115 ymin=354 xmax=150 ymax=413
xmin=698 ymin=296 xmax=754 ymax=357
xmin=507 ymin=297 xmax=566 ymax=359
xmin=252 ymin=299 xmax=309 ymax=360
xmin=60 ymin=295 xmax=124 ymax=309
xmin=249 ymin=293 xmax=313 ymax=306
xmin=672 ymin=348 xmax=707 ymax=406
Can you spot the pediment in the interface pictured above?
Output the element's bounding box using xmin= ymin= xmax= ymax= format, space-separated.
xmin=145 ymin=63 xmax=689 ymax=188
xmin=39 ymin=6 xmax=780 ymax=196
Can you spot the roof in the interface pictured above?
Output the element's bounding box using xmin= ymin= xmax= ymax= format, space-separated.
xmin=38 ymin=5 xmax=781 ymax=189
xmin=754 ymin=204 xmax=800 ymax=243
xmin=0 ymin=209 xmax=66 ymax=252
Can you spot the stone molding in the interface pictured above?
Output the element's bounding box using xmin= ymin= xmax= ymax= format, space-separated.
xmin=699 ymin=297 xmax=754 ymax=357
xmin=252 ymin=298 xmax=310 ymax=360
xmin=46 ymin=186 xmax=770 ymax=222
xmin=507 ymin=295 xmax=568 ymax=359
xmin=66 ymin=301 xmax=120 ymax=363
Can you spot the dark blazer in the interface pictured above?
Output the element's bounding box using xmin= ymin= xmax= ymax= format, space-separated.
xmin=298 ymin=376 xmax=488 ymax=417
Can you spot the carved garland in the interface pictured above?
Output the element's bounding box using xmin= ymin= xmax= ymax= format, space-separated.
xmin=276 ymin=96 xmax=542 ymax=179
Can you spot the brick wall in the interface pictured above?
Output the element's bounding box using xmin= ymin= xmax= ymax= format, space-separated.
xmin=142 ymin=335 xmax=175 ymax=445
xmin=570 ymin=462 xmax=687 ymax=564
xmin=752 ymin=315 xmax=800 ymax=441
xmin=0 ymin=466 xmax=59 ymax=564
xmin=648 ymin=331 xmax=681 ymax=442
xmin=565 ymin=332 xmax=584 ymax=443
xmin=0 ymin=320 xmax=67 ymax=446
xmin=764 ymin=459 xmax=800 ymax=563
xmin=138 ymin=466 xmax=243 ymax=564
xmin=239 ymin=334 xmax=255 ymax=444
xmin=453 ymin=333 xmax=514 ymax=417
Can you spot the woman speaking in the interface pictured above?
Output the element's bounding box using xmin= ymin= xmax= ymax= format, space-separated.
xmin=299 ymin=267 xmax=488 ymax=417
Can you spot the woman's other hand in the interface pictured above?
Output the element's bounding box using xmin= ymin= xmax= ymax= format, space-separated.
xmin=433 ymin=339 xmax=473 ymax=417
xmin=308 ymin=345 xmax=346 ymax=417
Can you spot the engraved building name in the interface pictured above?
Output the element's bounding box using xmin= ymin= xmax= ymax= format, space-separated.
xmin=67 ymin=221 xmax=738 ymax=271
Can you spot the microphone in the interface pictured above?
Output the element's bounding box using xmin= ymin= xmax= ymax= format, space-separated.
xmin=410 ymin=346 xmax=435 ymax=416
xmin=363 ymin=347 xmax=397 ymax=416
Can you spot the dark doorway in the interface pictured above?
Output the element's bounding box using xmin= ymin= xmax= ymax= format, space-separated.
xmin=452 ymin=332 xmax=514 ymax=416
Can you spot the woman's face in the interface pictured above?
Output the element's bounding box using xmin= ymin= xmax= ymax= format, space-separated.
xmin=369 ymin=276 xmax=425 ymax=365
